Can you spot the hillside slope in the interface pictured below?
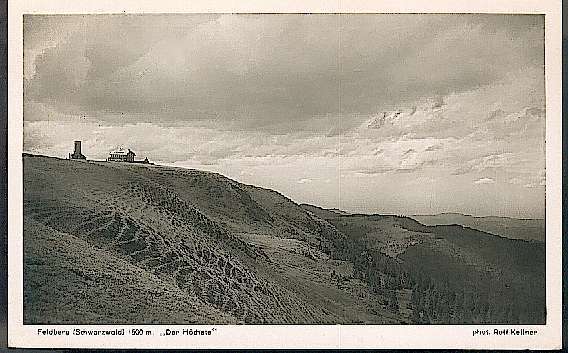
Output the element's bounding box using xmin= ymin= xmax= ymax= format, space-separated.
xmin=23 ymin=155 xmax=403 ymax=324
xmin=302 ymin=205 xmax=546 ymax=324
xmin=23 ymin=155 xmax=545 ymax=324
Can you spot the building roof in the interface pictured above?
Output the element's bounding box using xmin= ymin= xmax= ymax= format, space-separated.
xmin=109 ymin=148 xmax=135 ymax=155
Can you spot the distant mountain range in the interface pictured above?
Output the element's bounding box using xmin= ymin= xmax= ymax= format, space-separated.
xmin=310 ymin=208 xmax=545 ymax=243
xmin=23 ymin=154 xmax=545 ymax=325
xmin=410 ymin=213 xmax=544 ymax=242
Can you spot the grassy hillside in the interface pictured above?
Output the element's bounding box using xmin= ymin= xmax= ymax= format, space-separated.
xmin=23 ymin=155 xmax=545 ymax=324
xmin=411 ymin=213 xmax=545 ymax=242
xmin=24 ymin=217 xmax=235 ymax=324
xmin=23 ymin=155 xmax=404 ymax=324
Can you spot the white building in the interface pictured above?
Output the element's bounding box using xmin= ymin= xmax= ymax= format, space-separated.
xmin=107 ymin=148 xmax=135 ymax=162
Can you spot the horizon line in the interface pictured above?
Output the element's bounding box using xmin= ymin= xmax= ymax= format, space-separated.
xmin=22 ymin=151 xmax=545 ymax=221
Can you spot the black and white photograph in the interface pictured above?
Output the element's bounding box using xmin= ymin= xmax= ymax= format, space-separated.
xmin=8 ymin=1 xmax=563 ymax=350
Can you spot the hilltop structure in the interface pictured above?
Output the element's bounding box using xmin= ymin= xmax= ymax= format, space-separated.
xmin=68 ymin=141 xmax=86 ymax=160
xmin=108 ymin=148 xmax=135 ymax=162
xmin=107 ymin=148 xmax=152 ymax=164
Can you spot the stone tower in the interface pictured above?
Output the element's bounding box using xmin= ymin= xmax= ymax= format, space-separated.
xmin=69 ymin=140 xmax=86 ymax=160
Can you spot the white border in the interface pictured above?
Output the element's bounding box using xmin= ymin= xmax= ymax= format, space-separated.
xmin=8 ymin=0 xmax=563 ymax=349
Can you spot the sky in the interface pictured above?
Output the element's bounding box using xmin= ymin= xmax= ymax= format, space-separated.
xmin=23 ymin=14 xmax=546 ymax=218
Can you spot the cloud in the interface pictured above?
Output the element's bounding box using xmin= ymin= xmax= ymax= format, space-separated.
xmin=508 ymin=177 xmax=524 ymax=185
xmin=339 ymin=137 xmax=451 ymax=175
xmin=24 ymin=14 xmax=544 ymax=134
xmin=507 ymin=170 xmax=545 ymax=188
xmin=425 ymin=144 xmax=443 ymax=152
xmin=474 ymin=177 xmax=495 ymax=184
xmin=23 ymin=112 xmax=341 ymax=164
xmin=453 ymin=153 xmax=514 ymax=175
xmin=22 ymin=14 xmax=546 ymax=218
xmin=521 ymin=170 xmax=546 ymax=188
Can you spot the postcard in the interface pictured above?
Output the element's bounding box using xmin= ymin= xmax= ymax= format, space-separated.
xmin=8 ymin=0 xmax=562 ymax=349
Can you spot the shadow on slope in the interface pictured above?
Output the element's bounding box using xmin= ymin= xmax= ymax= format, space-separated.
xmin=302 ymin=204 xmax=546 ymax=324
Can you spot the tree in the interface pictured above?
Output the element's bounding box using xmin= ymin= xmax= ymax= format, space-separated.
xmin=388 ymin=291 xmax=399 ymax=313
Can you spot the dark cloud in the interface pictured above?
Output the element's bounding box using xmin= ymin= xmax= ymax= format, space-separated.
xmin=24 ymin=14 xmax=544 ymax=133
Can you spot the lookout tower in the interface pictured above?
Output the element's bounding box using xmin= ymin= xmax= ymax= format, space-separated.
xmin=69 ymin=140 xmax=86 ymax=160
